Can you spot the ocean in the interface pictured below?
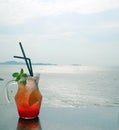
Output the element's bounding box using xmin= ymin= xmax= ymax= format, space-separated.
xmin=0 ymin=65 xmax=119 ymax=107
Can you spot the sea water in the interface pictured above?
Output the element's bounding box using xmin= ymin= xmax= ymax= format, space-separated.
xmin=0 ymin=65 xmax=119 ymax=107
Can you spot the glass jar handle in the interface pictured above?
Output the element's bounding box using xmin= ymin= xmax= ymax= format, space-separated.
xmin=5 ymin=80 xmax=17 ymax=103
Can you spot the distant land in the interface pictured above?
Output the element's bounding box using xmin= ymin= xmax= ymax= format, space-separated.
xmin=0 ymin=61 xmax=81 ymax=66
xmin=0 ymin=60 xmax=57 ymax=66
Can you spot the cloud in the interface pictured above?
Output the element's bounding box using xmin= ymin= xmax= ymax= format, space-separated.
xmin=0 ymin=0 xmax=40 ymax=25
xmin=0 ymin=0 xmax=119 ymax=25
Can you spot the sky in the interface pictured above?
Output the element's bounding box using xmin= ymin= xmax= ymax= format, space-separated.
xmin=0 ymin=0 xmax=119 ymax=66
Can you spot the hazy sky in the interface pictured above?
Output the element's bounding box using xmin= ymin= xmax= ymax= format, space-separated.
xmin=0 ymin=0 xmax=119 ymax=66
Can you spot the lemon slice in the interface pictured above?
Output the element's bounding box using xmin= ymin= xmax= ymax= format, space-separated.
xmin=29 ymin=88 xmax=41 ymax=106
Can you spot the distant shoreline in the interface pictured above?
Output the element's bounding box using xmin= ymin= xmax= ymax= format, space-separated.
xmin=0 ymin=60 xmax=81 ymax=66
xmin=0 ymin=60 xmax=57 ymax=66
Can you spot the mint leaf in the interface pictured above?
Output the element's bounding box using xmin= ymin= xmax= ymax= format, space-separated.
xmin=20 ymin=68 xmax=24 ymax=75
xmin=12 ymin=68 xmax=28 ymax=84
xmin=12 ymin=72 xmax=19 ymax=77
xmin=20 ymin=80 xmax=27 ymax=86
xmin=22 ymin=73 xmax=27 ymax=77
xmin=16 ymin=75 xmax=21 ymax=81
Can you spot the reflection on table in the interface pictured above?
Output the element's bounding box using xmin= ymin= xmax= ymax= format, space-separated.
xmin=17 ymin=117 xmax=42 ymax=130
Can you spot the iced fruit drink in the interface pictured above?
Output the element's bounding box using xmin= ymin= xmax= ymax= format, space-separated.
xmin=15 ymin=76 xmax=42 ymax=119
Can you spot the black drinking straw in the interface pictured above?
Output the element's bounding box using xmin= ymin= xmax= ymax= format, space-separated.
xmin=18 ymin=42 xmax=33 ymax=76
xmin=14 ymin=56 xmax=33 ymax=76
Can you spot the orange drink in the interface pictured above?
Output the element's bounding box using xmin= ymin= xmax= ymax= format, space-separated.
xmin=15 ymin=75 xmax=42 ymax=119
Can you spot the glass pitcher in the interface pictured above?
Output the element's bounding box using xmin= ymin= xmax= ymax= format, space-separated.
xmin=5 ymin=74 xmax=42 ymax=119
